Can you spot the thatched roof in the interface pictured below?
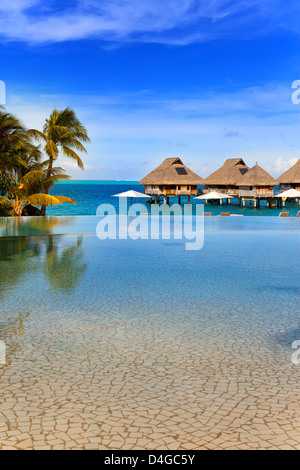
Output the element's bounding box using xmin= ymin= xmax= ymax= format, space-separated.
xmin=140 ymin=158 xmax=204 ymax=185
xmin=236 ymin=163 xmax=278 ymax=186
xmin=277 ymin=159 xmax=300 ymax=184
xmin=204 ymin=158 xmax=249 ymax=185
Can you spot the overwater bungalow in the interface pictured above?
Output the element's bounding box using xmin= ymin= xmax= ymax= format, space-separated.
xmin=140 ymin=157 xmax=204 ymax=204
xmin=236 ymin=163 xmax=278 ymax=207
xmin=277 ymin=159 xmax=300 ymax=191
xmin=203 ymin=158 xmax=249 ymax=199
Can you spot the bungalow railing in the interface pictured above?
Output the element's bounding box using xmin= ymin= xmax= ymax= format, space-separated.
xmin=201 ymin=188 xmax=239 ymax=196
xmin=176 ymin=190 xmax=192 ymax=196
xmin=201 ymin=188 xmax=277 ymax=198
xmin=238 ymin=190 xmax=275 ymax=198
xmin=145 ymin=188 xmax=160 ymax=195
xmin=145 ymin=189 xmax=193 ymax=197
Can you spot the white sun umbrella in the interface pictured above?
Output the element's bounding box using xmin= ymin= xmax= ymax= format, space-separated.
xmin=194 ymin=191 xmax=233 ymax=215
xmin=112 ymin=190 xmax=149 ymax=215
xmin=276 ymin=188 xmax=300 ymax=216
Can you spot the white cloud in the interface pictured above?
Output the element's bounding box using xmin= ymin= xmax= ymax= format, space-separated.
xmin=5 ymin=81 xmax=300 ymax=179
xmin=165 ymin=83 xmax=297 ymax=116
xmin=60 ymin=160 xmax=93 ymax=172
xmin=0 ymin=0 xmax=37 ymax=12
xmin=270 ymin=157 xmax=298 ymax=174
xmin=0 ymin=0 xmax=298 ymax=45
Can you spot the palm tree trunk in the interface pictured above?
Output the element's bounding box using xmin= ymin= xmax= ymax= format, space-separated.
xmin=14 ymin=198 xmax=22 ymax=217
xmin=40 ymin=200 xmax=47 ymax=216
xmin=41 ymin=158 xmax=53 ymax=216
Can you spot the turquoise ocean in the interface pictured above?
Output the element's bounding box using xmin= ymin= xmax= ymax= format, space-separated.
xmin=48 ymin=180 xmax=295 ymax=217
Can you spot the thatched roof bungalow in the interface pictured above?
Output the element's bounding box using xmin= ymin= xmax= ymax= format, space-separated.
xmin=277 ymin=159 xmax=300 ymax=191
xmin=236 ymin=163 xmax=278 ymax=198
xmin=203 ymin=158 xmax=249 ymax=196
xmin=140 ymin=157 xmax=204 ymax=202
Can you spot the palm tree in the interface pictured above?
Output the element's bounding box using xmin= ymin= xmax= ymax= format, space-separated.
xmin=0 ymin=109 xmax=28 ymax=156
xmin=0 ymin=110 xmax=30 ymax=195
xmin=0 ymin=219 xmax=86 ymax=297
xmin=0 ymin=169 xmax=76 ymax=216
xmin=29 ymin=107 xmax=90 ymax=215
xmin=44 ymin=236 xmax=87 ymax=294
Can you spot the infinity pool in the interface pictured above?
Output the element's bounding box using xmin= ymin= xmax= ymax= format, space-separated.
xmin=0 ymin=216 xmax=299 ymax=450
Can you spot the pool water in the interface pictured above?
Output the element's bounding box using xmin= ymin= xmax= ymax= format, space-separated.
xmin=0 ymin=216 xmax=299 ymax=450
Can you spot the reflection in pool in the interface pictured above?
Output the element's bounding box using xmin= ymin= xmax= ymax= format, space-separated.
xmin=0 ymin=216 xmax=299 ymax=450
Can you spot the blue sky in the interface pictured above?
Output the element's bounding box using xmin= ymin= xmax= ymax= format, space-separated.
xmin=0 ymin=0 xmax=300 ymax=180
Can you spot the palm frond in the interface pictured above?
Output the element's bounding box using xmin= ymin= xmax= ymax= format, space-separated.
xmin=49 ymin=124 xmax=70 ymax=136
xmin=48 ymin=166 xmax=68 ymax=174
xmin=28 ymin=194 xmax=77 ymax=207
xmin=15 ymin=156 xmax=29 ymax=169
xmin=0 ymin=196 xmax=13 ymax=207
xmin=60 ymin=133 xmax=88 ymax=153
xmin=62 ymin=147 xmax=84 ymax=169
xmin=20 ymin=170 xmax=45 ymax=186
xmin=27 ymin=129 xmax=47 ymax=142
xmin=45 ymin=140 xmax=59 ymax=159
xmin=43 ymin=174 xmax=70 ymax=185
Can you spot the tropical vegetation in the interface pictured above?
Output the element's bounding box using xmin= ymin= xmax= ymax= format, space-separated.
xmin=0 ymin=106 xmax=89 ymax=216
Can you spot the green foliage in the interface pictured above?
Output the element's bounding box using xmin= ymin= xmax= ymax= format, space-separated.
xmin=0 ymin=106 xmax=90 ymax=216
xmin=29 ymin=107 xmax=90 ymax=214
xmin=0 ymin=170 xmax=76 ymax=216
